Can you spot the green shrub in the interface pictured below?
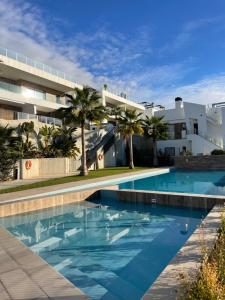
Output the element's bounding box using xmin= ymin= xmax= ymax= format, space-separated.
xmin=179 ymin=213 xmax=225 ymax=300
xmin=211 ymin=149 xmax=225 ymax=155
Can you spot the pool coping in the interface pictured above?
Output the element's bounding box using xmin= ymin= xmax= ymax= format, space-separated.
xmin=141 ymin=204 xmax=224 ymax=300
xmin=0 ymin=226 xmax=89 ymax=300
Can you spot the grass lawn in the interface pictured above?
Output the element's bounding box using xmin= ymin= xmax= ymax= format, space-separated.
xmin=0 ymin=167 xmax=150 ymax=195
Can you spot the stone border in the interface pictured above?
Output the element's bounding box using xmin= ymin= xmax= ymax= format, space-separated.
xmin=141 ymin=204 xmax=224 ymax=300
xmin=0 ymin=188 xmax=100 ymax=217
xmin=0 ymin=226 xmax=88 ymax=300
xmin=115 ymin=189 xmax=225 ymax=209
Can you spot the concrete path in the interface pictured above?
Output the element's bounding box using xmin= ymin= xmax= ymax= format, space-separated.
xmin=0 ymin=227 xmax=88 ymax=300
xmin=0 ymin=173 xmax=79 ymax=190
xmin=0 ymin=168 xmax=165 ymax=204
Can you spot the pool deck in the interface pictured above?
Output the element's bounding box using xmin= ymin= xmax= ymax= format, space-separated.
xmin=0 ymin=168 xmax=165 ymax=205
xmin=0 ymin=227 xmax=88 ymax=300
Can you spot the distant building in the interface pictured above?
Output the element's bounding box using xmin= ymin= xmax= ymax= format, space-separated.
xmin=149 ymin=97 xmax=225 ymax=156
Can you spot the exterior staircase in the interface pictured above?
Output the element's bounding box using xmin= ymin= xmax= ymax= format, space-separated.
xmin=187 ymin=133 xmax=223 ymax=155
xmin=86 ymin=126 xmax=116 ymax=168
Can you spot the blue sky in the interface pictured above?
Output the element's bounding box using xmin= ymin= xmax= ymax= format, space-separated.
xmin=1 ymin=0 xmax=225 ymax=106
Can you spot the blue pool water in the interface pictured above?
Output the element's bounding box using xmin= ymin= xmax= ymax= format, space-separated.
xmin=119 ymin=169 xmax=225 ymax=195
xmin=1 ymin=198 xmax=207 ymax=300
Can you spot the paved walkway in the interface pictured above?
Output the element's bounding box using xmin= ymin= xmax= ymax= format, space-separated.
xmin=0 ymin=173 xmax=79 ymax=190
xmin=0 ymin=227 xmax=88 ymax=300
xmin=0 ymin=168 xmax=166 ymax=205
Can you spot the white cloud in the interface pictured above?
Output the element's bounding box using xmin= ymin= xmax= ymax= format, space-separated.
xmin=1 ymin=0 xmax=225 ymax=109
xmin=147 ymin=74 xmax=225 ymax=108
xmin=159 ymin=17 xmax=225 ymax=56
xmin=0 ymin=0 xmax=95 ymax=85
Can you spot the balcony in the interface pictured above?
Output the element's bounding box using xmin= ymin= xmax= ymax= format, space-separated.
xmin=0 ymin=109 xmax=62 ymax=126
xmin=0 ymin=47 xmax=78 ymax=84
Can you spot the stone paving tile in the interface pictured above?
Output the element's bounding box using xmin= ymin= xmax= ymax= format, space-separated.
xmin=0 ymin=248 xmax=18 ymax=275
xmin=0 ymin=227 xmax=89 ymax=300
xmin=0 ymin=281 xmax=11 ymax=300
xmin=0 ymin=268 xmax=47 ymax=299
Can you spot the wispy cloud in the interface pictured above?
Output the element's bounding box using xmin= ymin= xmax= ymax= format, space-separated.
xmin=0 ymin=0 xmax=95 ymax=85
xmin=146 ymin=74 xmax=225 ymax=108
xmin=1 ymin=0 xmax=225 ymax=108
xmin=159 ymin=16 xmax=225 ymax=56
xmin=67 ymin=26 xmax=153 ymax=77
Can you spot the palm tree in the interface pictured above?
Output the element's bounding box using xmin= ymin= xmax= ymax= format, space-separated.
xmin=52 ymin=126 xmax=80 ymax=158
xmin=18 ymin=121 xmax=35 ymax=144
xmin=116 ymin=109 xmax=143 ymax=169
xmin=56 ymin=86 xmax=107 ymax=175
xmin=17 ymin=140 xmax=37 ymax=159
xmin=17 ymin=121 xmax=37 ymax=158
xmin=39 ymin=125 xmax=56 ymax=149
xmin=142 ymin=116 xmax=168 ymax=166
xmin=0 ymin=125 xmax=20 ymax=181
xmin=0 ymin=124 xmax=19 ymax=150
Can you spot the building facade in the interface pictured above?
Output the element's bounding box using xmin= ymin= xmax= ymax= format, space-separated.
xmin=152 ymin=97 xmax=225 ymax=156
xmin=0 ymin=47 xmax=145 ymax=130
xmin=2 ymin=46 xmax=225 ymax=160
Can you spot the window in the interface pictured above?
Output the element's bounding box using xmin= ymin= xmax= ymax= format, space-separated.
xmin=0 ymin=80 xmax=21 ymax=93
xmin=23 ymin=87 xmax=46 ymax=100
xmin=165 ymin=147 xmax=175 ymax=156
xmin=35 ymin=89 xmax=45 ymax=100
xmin=56 ymin=95 xmax=61 ymax=104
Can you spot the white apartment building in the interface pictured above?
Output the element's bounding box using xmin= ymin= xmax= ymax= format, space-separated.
xmin=150 ymin=97 xmax=225 ymax=156
xmin=2 ymin=46 xmax=225 ymax=160
xmin=0 ymin=47 xmax=144 ymax=130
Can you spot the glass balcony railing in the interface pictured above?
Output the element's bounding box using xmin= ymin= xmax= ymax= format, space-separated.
xmin=0 ymin=47 xmax=79 ymax=85
xmin=15 ymin=112 xmax=62 ymax=126
xmin=0 ymin=109 xmax=62 ymax=126
xmin=0 ymin=79 xmax=21 ymax=94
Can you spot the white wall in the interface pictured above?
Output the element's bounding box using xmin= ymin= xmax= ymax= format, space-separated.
xmin=183 ymin=102 xmax=207 ymax=136
xmin=157 ymin=139 xmax=192 ymax=156
xmin=221 ymin=107 xmax=225 ymax=149
xmin=20 ymin=158 xmax=80 ymax=179
xmin=188 ymin=134 xmax=221 ymax=155
xmin=155 ymin=106 xmax=185 ymax=122
xmin=206 ymin=120 xmax=223 ymax=147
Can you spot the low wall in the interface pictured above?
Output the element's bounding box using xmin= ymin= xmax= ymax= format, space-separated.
xmin=20 ymin=157 xmax=81 ymax=179
xmin=0 ymin=188 xmax=100 ymax=217
xmin=175 ymin=155 xmax=225 ymax=169
xmin=103 ymin=189 xmax=225 ymax=210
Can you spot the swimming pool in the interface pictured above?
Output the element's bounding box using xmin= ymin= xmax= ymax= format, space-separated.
xmin=1 ymin=197 xmax=207 ymax=300
xmin=119 ymin=169 xmax=225 ymax=196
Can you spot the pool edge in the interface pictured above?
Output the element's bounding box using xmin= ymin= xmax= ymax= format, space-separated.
xmin=0 ymin=226 xmax=89 ymax=300
xmin=141 ymin=204 xmax=224 ymax=300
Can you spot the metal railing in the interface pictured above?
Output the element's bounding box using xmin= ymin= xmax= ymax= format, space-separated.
xmin=103 ymin=88 xmax=144 ymax=107
xmin=0 ymin=47 xmax=79 ymax=85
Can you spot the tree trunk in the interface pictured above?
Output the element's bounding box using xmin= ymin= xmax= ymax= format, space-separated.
xmin=129 ymin=134 xmax=134 ymax=169
xmin=153 ymin=140 xmax=158 ymax=167
xmin=81 ymin=123 xmax=88 ymax=176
